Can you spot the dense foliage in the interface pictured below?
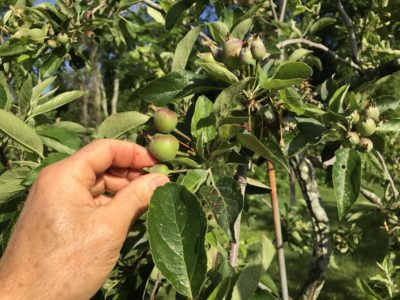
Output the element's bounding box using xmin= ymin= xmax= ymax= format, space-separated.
xmin=0 ymin=0 xmax=399 ymax=299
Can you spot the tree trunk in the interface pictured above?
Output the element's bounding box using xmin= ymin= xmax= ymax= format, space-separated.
xmin=291 ymin=156 xmax=331 ymax=300
xmin=111 ymin=77 xmax=120 ymax=114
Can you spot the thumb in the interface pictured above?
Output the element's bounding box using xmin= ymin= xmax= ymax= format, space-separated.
xmin=104 ymin=173 xmax=169 ymax=230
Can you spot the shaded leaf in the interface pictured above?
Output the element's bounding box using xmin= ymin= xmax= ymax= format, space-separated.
xmin=41 ymin=47 xmax=66 ymax=78
xmin=310 ymin=17 xmax=336 ymax=34
xmin=231 ymin=18 xmax=253 ymax=40
xmin=0 ymin=180 xmax=26 ymax=204
xmin=165 ymin=1 xmax=193 ymax=30
xmin=236 ymin=133 xmax=289 ymax=172
xmin=214 ymin=78 xmax=250 ymax=118
xmin=208 ymin=22 xmax=229 ymax=44
xmin=200 ymin=177 xmax=243 ymax=242
xmin=138 ymin=70 xmax=206 ymax=106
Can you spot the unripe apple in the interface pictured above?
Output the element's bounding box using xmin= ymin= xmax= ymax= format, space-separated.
xmin=148 ymin=164 xmax=170 ymax=175
xmin=198 ymin=52 xmax=215 ymax=63
xmin=47 ymin=39 xmax=58 ymax=49
xmin=366 ymin=104 xmax=380 ymax=121
xmin=149 ymin=134 xmax=179 ymax=161
xmin=153 ymin=108 xmax=178 ymax=133
xmin=356 ymin=118 xmax=376 ymax=137
xmin=222 ymin=37 xmax=243 ymax=70
xmin=251 ymin=36 xmax=267 ymax=60
xmin=351 ymin=110 xmax=360 ymax=125
xmin=358 ymin=137 xmax=373 ymax=152
xmin=29 ymin=28 xmax=46 ymax=43
xmin=347 ymin=132 xmax=360 ymax=146
xmin=57 ymin=32 xmax=69 ymax=44
xmin=239 ymin=46 xmax=253 ymax=65
xmin=218 ymin=124 xmax=240 ymax=141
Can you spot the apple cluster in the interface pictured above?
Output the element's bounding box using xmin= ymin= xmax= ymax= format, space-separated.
xmin=347 ymin=103 xmax=381 ymax=152
xmin=203 ymin=33 xmax=268 ymax=70
xmin=147 ymin=108 xmax=180 ymax=175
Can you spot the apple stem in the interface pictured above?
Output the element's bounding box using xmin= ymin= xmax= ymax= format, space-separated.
xmin=174 ymin=128 xmax=192 ymax=142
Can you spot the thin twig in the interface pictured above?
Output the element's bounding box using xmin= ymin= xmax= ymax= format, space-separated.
xmin=279 ymin=0 xmax=287 ymax=22
xmin=268 ymin=160 xmax=289 ymax=300
xmin=269 ymin=0 xmax=278 ymax=21
xmin=337 ymin=0 xmax=360 ymax=65
xmin=277 ymin=38 xmax=361 ymax=70
xmin=376 ymin=151 xmax=399 ymax=200
xmin=143 ymin=0 xmax=163 ymax=11
xmin=174 ymin=128 xmax=192 ymax=142
xmin=149 ymin=272 xmax=161 ymax=300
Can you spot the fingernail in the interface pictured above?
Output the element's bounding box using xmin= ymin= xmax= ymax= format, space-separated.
xmin=150 ymin=175 xmax=169 ymax=190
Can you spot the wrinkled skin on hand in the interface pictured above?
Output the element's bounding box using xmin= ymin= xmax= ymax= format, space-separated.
xmin=0 ymin=139 xmax=169 ymax=300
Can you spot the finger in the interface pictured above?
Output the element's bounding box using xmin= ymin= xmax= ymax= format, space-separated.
xmin=90 ymin=170 xmax=144 ymax=195
xmin=94 ymin=194 xmax=113 ymax=206
xmin=101 ymin=173 xmax=169 ymax=231
xmin=60 ymin=139 xmax=157 ymax=188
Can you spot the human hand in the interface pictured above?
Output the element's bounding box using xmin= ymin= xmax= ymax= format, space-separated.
xmin=0 ymin=139 xmax=169 ymax=299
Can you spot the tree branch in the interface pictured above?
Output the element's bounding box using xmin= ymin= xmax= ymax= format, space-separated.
xmin=279 ymin=0 xmax=287 ymax=22
xmin=376 ymin=151 xmax=399 ymax=200
xmin=291 ymin=157 xmax=331 ymax=300
xmin=268 ymin=160 xmax=289 ymax=300
xmin=277 ymin=38 xmax=361 ymax=70
xmin=269 ymin=0 xmax=278 ymax=21
xmin=337 ymin=0 xmax=360 ymax=65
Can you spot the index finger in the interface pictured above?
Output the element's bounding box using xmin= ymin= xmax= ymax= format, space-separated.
xmin=60 ymin=139 xmax=157 ymax=188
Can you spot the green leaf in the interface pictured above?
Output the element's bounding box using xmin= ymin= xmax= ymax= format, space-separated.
xmin=200 ymin=177 xmax=243 ymax=242
xmin=279 ymin=87 xmax=305 ymax=115
xmin=195 ymin=59 xmax=239 ymax=84
xmin=165 ymin=1 xmax=193 ymax=30
xmin=137 ymin=70 xmax=206 ymax=106
xmin=180 ymin=169 xmax=208 ymax=192
xmin=40 ymin=136 xmax=76 ymax=154
xmin=0 ymin=72 xmax=13 ymax=110
xmin=19 ymin=75 xmax=32 ymax=110
xmin=329 ymin=84 xmax=349 ymax=113
xmin=40 ymin=47 xmax=66 ymax=78
xmin=0 ymin=109 xmax=43 ymax=156
xmin=333 ymin=148 xmax=361 ymax=220
xmin=274 ymin=62 xmax=313 ymax=80
xmin=147 ymin=183 xmax=207 ymax=298
xmin=232 ymin=235 xmax=275 ymax=300
xmin=191 ymin=96 xmax=217 ymax=142
xmin=236 ymin=134 xmax=289 ymax=172
xmin=0 ymin=180 xmax=26 ymax=204
xmin=52 ymin=121 xmax=87 ymax=134
xmin=164 ymin=157 xmax=200 ymax=168
xmin=310 ymin=17 xmax=336 ymax=34
xmin=31 ymin=76 xmax=57 ymax=103
xmin=97 ymin=111 xmax=150 ymax=139
xmin=214 ymin=78 xmax=251 ymax=118
xmin=288 ymin=48 xmax=313 ymax=61
xmin=31 ymin=91 xmax=84 ymax=117
xmin=376 ymin=119 xmax=400 ymax=132
xmin=36 ymin=127 xmax=81 ymax=150
xmin=288 ymin=122 xmax=327 ymax=156
xmin=231 ymin=18 xmax=253 ymax=40
xmin=0 ymin=41 xmax=30 ymax=57
xmin=147 ymin=6 xmax=165 ymax=25
xmin=208 ymin=22 xmax=229 ymax=44
xmin=172 ymin=26 xmax=200 ymax=71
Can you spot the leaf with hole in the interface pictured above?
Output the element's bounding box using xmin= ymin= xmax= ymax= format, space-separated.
xmin=333 ymin=148 xmax=361 ymax=220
